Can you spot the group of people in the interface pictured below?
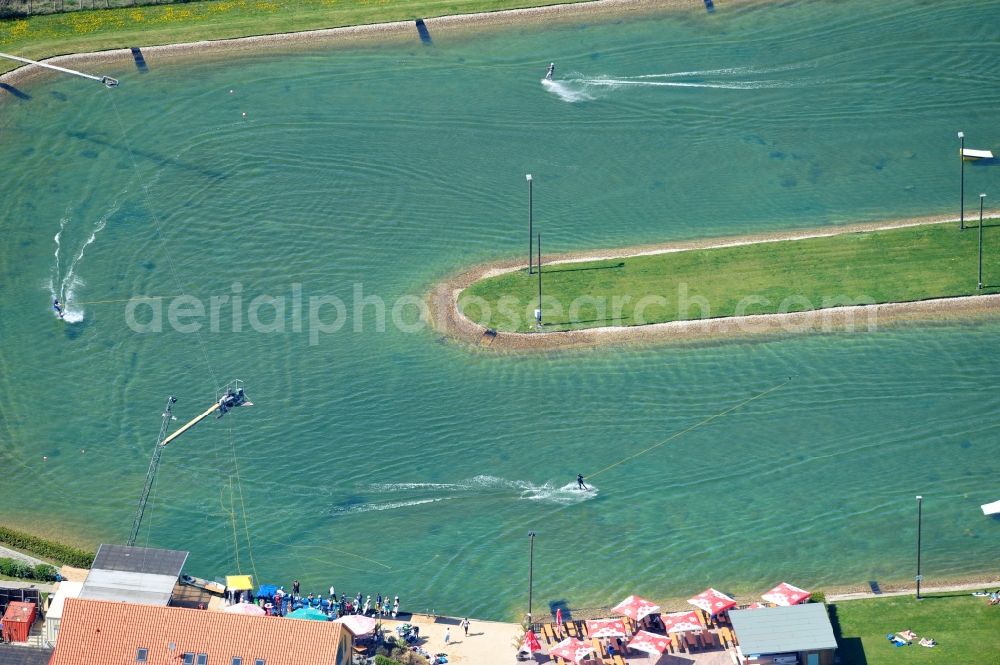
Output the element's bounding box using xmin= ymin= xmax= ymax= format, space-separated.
xmin=227 ymin=581 xmax=401 ymax=621
xmin=273 ymin=582 xmax=401 ymax=619
xmin=889 ymin=629 xmax=936 ymax=648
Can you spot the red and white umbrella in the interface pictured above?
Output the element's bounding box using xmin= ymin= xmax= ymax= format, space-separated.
xmin=334 ymin=614 xmax=377 ymax=634
xmin=549 ymin=637 xmax=595 ymax=664
xmin=224 ymin=602 xmax=265 ymax=616
xmin=688 ymin=588 xmax=737 ymax=615
xmin=627 ymin=630 xmax=672 ymax=656
xmin=611 ymin=594 xmax=661 ymax=621
xmin=585 ymin=618 xmax=627 ymax=638
xmin=519 ymin=630 xmax=542 ymax=654
xmin=746 ymin=602 xmax=768 ymax=610
xmin=660 ymin=610 xmax=703 ymax=633
xmin=761 ymin=582 xmax=810 ymax=606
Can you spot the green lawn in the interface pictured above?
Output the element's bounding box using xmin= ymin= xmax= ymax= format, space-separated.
xmin=459 ymin=221 xmax=1000 ymax=332
xmin=0 ymin=0 xmax=588 ymax=74
xmin=830 ymin=593 xmax=1000 ymax=665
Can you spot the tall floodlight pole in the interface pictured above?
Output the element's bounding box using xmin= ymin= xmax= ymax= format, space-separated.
xmin=527 ymin=531 xmax=536 ymax=624
xmin=915 ymin=495 xmax=923 ymax=600
xmin=959 ymin=132 xmax=966 ymax=230
xmin=979 ymin=194 xmax=986 ymax=289
xmin=537 ymin=233 xmax=543 ymax=327
xmin=527 ymin=174 xmax=534 ymax=274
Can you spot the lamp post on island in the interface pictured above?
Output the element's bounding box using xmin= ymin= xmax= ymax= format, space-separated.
xmin=536 ymin=234 xmax=543 ymax=328
xmin=915 ymin=495 xmax=923 ymax=600
xmin=979 ymin=193 xmax=986 ymax=290
xmin=959 ymin=131 xmax=965 ymax=230
xmin=527 ymin=174 xmax=534 ymax=274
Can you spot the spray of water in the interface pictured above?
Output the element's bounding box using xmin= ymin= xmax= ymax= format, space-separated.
xmin=542 ymin=63 xmax=803 ymax=101
xmin=47 ymin=190 xmax=126 ymax=323
xmin=338 ymin=475 xmax=597 ymax=516
xmin=541 ymin=78 xmax=594 ymax=103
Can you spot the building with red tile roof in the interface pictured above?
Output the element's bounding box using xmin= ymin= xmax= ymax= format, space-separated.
xmin=50 ymin=598 xmax=353 ymax=665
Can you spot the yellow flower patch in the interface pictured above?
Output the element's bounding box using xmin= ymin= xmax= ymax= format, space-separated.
xmin=69 ymin=13 xmax=107 ymax=34
xmin=8 ymin=20 xmax=30 ymax=39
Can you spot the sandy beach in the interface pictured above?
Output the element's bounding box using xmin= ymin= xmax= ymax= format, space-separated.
xmin=427 ymin=214 xmax=1000 ymax=351
xmin=381 ymin=614 xmax=523 ymax=665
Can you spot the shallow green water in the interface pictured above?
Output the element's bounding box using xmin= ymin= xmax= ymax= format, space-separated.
xmin=1 ymin=0 xmax=999 ymax=621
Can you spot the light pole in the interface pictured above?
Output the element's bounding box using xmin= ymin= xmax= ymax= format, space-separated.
xmin=527 ymin=531 xmax=536 ymax=624
xmin=959 ymin=132 xmax=965 ymax=230
xmin=536 ymin=234 xmax=542 ymax=327
xmin=979 ymin=194 xmax=986 ymax=289
xmin=915 ymin=495 xmax=923 ymax=600
xmin=526 ymin=174 xmax=534 ymax=274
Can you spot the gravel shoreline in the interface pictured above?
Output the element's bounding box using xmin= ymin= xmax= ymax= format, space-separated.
xmin=427 ymin=214 xmax=1000 ymax=351
xmin=0 ymin=0 xmax=720 ymax=89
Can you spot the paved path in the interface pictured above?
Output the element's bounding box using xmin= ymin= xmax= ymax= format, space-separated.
xmin=0 ymin=544 xmax=48 ymax=567
xmin=828 ymin=580 xmax=1000 ymax=602
xmin=0 ymin=579 xmax=55 ymax=592
xmin=0 ymin=545 xmax=57 ymax=591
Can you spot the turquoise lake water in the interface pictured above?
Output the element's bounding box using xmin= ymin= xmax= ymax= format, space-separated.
xmin=1 ymin=0 xmax=1000 ymax=621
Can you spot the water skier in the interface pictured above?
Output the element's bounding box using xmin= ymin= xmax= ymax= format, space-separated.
xmin=545 ymin=62 xmax=555 ymax=81
xmin=577 ymin=473 xmax=588 ymax=491
xmin=52 ymin=298 xmax=64 ymax=319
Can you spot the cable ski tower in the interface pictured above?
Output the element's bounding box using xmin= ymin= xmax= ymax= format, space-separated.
xmin=126 ymin=381 xmax=252 ymax=547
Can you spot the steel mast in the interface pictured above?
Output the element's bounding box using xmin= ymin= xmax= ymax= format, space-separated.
xmin=126 ymin=396 xmax=177 ymax=547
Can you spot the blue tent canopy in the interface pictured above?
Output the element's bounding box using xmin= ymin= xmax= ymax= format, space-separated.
xmin=257 ymin=584 xmax=279 ymax=598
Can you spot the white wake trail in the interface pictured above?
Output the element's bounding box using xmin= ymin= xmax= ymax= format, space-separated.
xmin=631 ymin=63 xmax=804 ymax=79
xmin=330 ymin=497 xmax=456 ymax=516
xmin=47 ymin=213 xmax=71 ymax=305
xmin=580 ymin=78 xmax=794 ymax=90
xmin=49 ymin=188 xmax=128 ymax=323
xmin=362 ymin=474 xmax=599 ymax=509
xmin=542 ymin=64 xmax=802 ymax=102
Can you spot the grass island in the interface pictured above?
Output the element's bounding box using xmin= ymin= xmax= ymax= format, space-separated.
xmin=456 ymin=219 xmax=1000 ymax=337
